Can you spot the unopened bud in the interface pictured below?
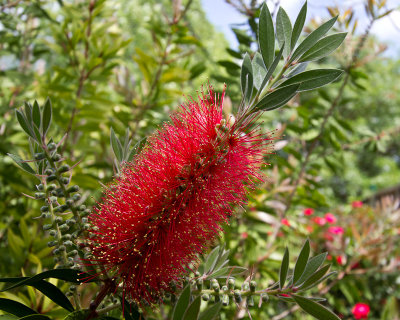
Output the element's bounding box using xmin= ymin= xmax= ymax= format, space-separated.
xmin=250 ymin=281 xmax=256 ymax=292
xmin=246 ymin=296 xmax=254 ymax=307
xmin=35 ymin=192 xmax=45 ymax=199
xmin=34 ymin=153 xmax=45 ymax=160
xmin=59 ymin=224 xmax=69 ymax=231
xmin=52 ymin=153 xmax=61 ymax=161
xmin=48 ymin=142 xmax=57 ymax=151
xmin=58 ymin=164 xmax=70 ymax=173
xmin=37 ymin=184 xmax=45 ymax=191
xmin=46 ymin=175 xmax=57 ymax=182
xmin=47 ymin=241 xmax=57 ymax=247
xmin=40 ymin=205 xmax=49 ymax=212
xmin=61 ymin=177 xmax=69 ymax=185
xmin=43 ymin=224 xmax=53 ymax=231
xmin=234 ymin=290 xmax=242 ymax=303
xmin=202 ymin=293 xmax=210 ymax=301
xmin=228 ymin=278 xmax=235 ymax=289
xmin=67 ymin=185 xmax=79 ymax=193
xmin=222 ymin=294 xmax=229 ymax=306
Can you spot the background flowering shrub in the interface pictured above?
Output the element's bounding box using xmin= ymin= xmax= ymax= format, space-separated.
xmin=1 ymin=0 xmax=399 ymax=319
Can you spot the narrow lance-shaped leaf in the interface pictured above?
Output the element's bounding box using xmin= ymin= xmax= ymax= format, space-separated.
xmin=298 ymin=264 xmax=332 ymax=290
xmin=240 ymin=53 xmax=253 ymax=103
xmin=254 ymin=84 xmax=299 ymax=112
xmin=258 ymin=43 xmax=285 ymax=93
xmin=204 ymin=246 xmax=221 ymax=274
xmin=0 ymin=298 xmax=37 ymax=317
xmin=276 ymin=7 xmax=292 ymax=58
xmin=172 ymin=285 xmax=191 ymax=320
xmin=279 ymin=247 xmax=289 ymax=289
xmin=296 ymin=252 xmax=327 ymax=285
xmin=198 ymin=302 xmax=222 ymax=320
xmin=278 ymin=69 xmax=343 ymax=91
xmin=293 ymin=239 xmax=310 ymax=284
xmin=183 ymin=296 xmax=201 ymax=320
xmin=292 ymin=295 xmax=340 ymax=320
xmin=42 ymin=98 xmax=52 ymax=136
xmin=252 ymin=52 xmax=267 ymax=90
xmin=16 ymin=110 xmax=35 ymax=140
xmin=291 ymin=1 xmax=307 ymax=50
xmin=259 ymin=2 xmax=275 ymax=68
xmin=7 ymin=153 xmax=36 ymax=175
xmin=110 ymin=127 xmax=123 ymax=162
xmin=299 ymin=32 xmax=347 ymax=62
xmin=32 ymin=101 xmax=41 ymax=129
xmin=290 ymin=16 xmax=338 ymax=63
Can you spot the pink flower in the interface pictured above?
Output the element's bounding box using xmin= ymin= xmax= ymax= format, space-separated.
xmin=241 ymin=232 xmax=248 ymax=239
xmin=352 ymin=303 xmax=370 ymax=319
xmin=281 ymin=218 xmax=290 ymax=226
xmin=324 ymin=213 xmax=337 ymax=224
xmin=313 ymin=217 xmax=326 ymax=226
xmin=303 ymin=208 xmax=314 ymax=216
xmin=352 ymin=201 xmax=363 ymax=208
xmin=328 ymin=226 xmax=344 ymax=235
xmin=336 ymin=255 xmax=344 ymax=265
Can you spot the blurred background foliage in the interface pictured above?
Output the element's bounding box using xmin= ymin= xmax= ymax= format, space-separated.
xmin=0 ymin=0 xmax=399 ymax=319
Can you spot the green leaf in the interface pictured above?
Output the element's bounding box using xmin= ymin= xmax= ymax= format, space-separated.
xmin=42 ymin=98 xmax=52 ymax=136
xmin=299 ymin=33 xmax=347 ymax=62
xmin=254 ymin=84 xmax=299 ymax=112
xmin=287 ymin=62 xmax=308 ymax=78
xmin=63 ymin=310 xmax=90 ymax=320
xmin=279 ymin=247 xmax=289 ymax=289
xmin=276 ymin=7 xmax=292 ymax=58
xmin=259 ymin=2 xmax=275 ymax=68
xmin=258 ymin=43 xmax=285 ymax=92
xmin=290 ymin=16 xmax=338 ymax=63
xmin=296 ymin=252 xmax=327 ymax=285
xmin=19 ymin=316 xmax=51 ymax=320
xmin=0 ymin=298 xmax=36 ymax=317
xmin=299 ymin=265 xmax=333 ymax=290
xmin=32 ymin=101 xmax=41 ymax=129
xmin=208 ymin=266 xmax=247 ymax=278
xmin=198 ymin=302 xmax=222 ymax=320
xmin=292 ymin=295 xmax=340 ymax=320
xmin=0 ymin=315 xmax=18 ymax=320
xmin=172 ymin=285 xmax=191 ymax=320
xmin=16 ymin=110 xmax=35 ymax=140
xmin=127 ymin=138 xmax=146 ymax=162
xmin=293 ymin=240 xmax=310 ymax=284
xmin=1 ymin=269 xmax=94 ymax=292
xmin=0 ymin=277 xmax=74 ymax=312
xmin=252 ymin=52 xmax=267 ymax=90
xmin=278 ymin=69 xmax=343 ymax=91
xmin=204 ymin=246 xmax=220 ymax=274
xmin=7 ymin=153 xmax=36 ymax=175
xmin=110 ymin=127 xmax=123 ymax=162
xmin=240 ymin=53 xmax=253 ymax=102
xmin=291 ymin=1 xmax=307 ymax=50
xmin=183 ymin=296 xmax=201 ymax=320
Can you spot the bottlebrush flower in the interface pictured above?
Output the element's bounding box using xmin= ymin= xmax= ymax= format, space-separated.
xmin=313 ymin=217 xmax=326 ymax=226
xmin=328 ymin=226 xmax=344 ymax=235
xmin=352 ymin=303 xmax=370 ymax=319
xmin=324 ymin=212 xmax=337 ymax=224
xmin=303 ymin=208 xmax=314 ymax=216
xmin=352 ymin=200 xmax=363 ymax=208
xmin=87 ymin=87 xmax=271 ymax=304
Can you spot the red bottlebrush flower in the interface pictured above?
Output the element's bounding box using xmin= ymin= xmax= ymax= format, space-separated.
xmin=281 ymin=218 xmax=290 ymax=226
xmin=336 ymin=255 xmax=344 ymax=265
xmin=313 ymin=217 xmax=326 ymax=226
xmin=87 ymin=87 xmax=270 ymax=304
xmin=352 ymin=200 xmax=363 ymax=208
xmin=352 ymin=303 xmax=370 ymax=319
xmin=303 ymin=208 xmax=314 ymax=216
xmin=328 ymin=226 xmax=344 ymax=235
xmin=324 ymin=212 xmax=337 ymax=224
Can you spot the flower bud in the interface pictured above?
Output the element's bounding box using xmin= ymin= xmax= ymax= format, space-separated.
xmin=66 ymin=199 xmax=74 ymax=207
xmin=54 ymin=204 xmax=68 ymax=213
xmin=68 ymin=250 xmax=78 ymax=257
xmin=250 ymin=281 xmax=256 ymax=292
xmin=40 ymin=205 xmax=49 ymax=212
xmin=246 ymin=296 xmax=254 ymax=307
xmin=35 ymin=192 xmax=45 ymax=199
xmin=196 ymin=278 xmax=203 ymax=290
xmin=48 ymin=196 xmax=57 ymax=203
xmin=63 ymin=240 xmax=73 ymax=247
xmin=59 ymin=224 xmax=69 ymax=231
xmin=72 ymin=194 xmax=81 ymax=202
xmin=49 ymin=230 xmax=57 ymax=237
xmin=47 ymin=241 xmax=57 ymax=247
xmin=48 ymin=142 xmax=57 ymax=151
xmin=78 ymin=205 xmax=86 ymax=211
xmin=34 ymin=153 xmax=45 ymax=160
xmin=46 ymin=175 xmax=57 ymax=183
xmin=61 ymin=177 xmax=69 ymax=185
xmin=68 ymin=185 xmax=79 ymax=193
xmin=261 ymin=293 xmax=269 ymax=302
xmin=58 ymin=164 xmax=70 ymax=173
xmin=222 ymin=293 xmax=229 ymax=306
xmin=55 ymin=217 xmax=63 ymax=224
xmin=82 ymin=217 xmax=88 ymax=223
xmin=66 ymin=219 xmax=76 ymax=226
xmin=242 ymin=282 xmax=250 ymax=291
xmin=62 ymin=234 xmax=72 ymax=240
xmin=202 ymin=293 xmax=210 ymax=301
xmin=58 ymin=245 xmax=66 ymax=251
xmin=43 ymin=224 xmax=53 ymax=231
xmin=234 ymin=290 xmax=242 ymax=303
xmin=46 ymin=184 xmax=57 ymax=191
xmin=52 ymin=153 xmax=61 ymax=161
xmin=37 ymin=184 xmax=45 ymax=191
xmin=44 ymin=168 xmax=54 ymax=175
xmin=228 ymin=278 xmax=235 ymax=289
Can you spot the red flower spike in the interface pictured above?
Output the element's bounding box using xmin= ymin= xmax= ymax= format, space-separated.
xmin=87 ymin=87 xmax=272 ymax=304
xmin=352 ymin=303 xmax=370 ymax=319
